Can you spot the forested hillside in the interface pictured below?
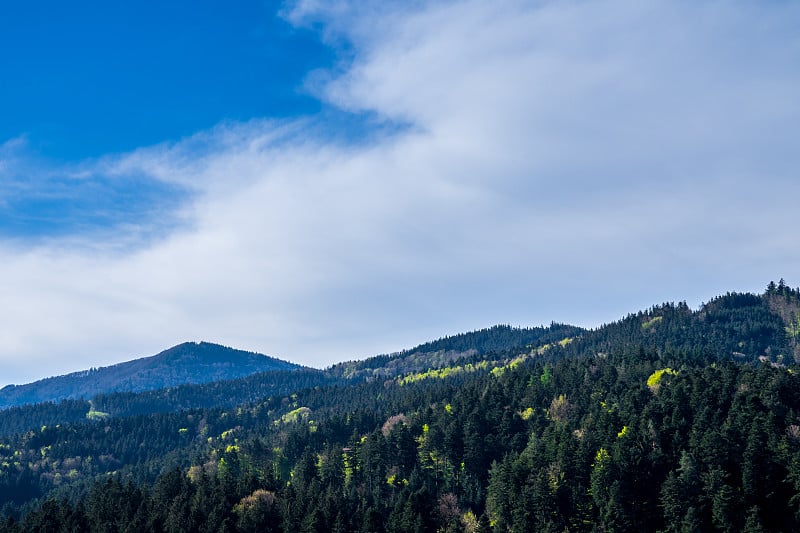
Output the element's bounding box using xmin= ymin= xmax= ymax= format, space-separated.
xmin=0 ymin=342 xmax=300 ymax=409
xmin=0 ymin=369 xmax=340 ymax=438
xmin=0 ymin=325 xmax=575 ymax=437
xmin=328 ymin=324 xmax=585 ymax=380
xmin=1 ymin=283 xmax=799 ymax=532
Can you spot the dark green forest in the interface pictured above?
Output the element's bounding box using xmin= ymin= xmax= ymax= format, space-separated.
xmin=1 ymin=282 xmax=800 ymax=532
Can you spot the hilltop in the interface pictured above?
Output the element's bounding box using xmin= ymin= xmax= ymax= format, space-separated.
xmin=0 ymin=342 xmax=299 ymax=409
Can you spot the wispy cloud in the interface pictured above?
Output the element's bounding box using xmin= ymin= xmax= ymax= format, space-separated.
xmin=1 ymin=0 xmax=799 ymax=384
xmin=0 ymin=138 xmax=188 ymax=248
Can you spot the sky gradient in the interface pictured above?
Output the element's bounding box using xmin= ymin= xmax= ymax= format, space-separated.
xmin=1 ymin=0 xmax=799 ymax=385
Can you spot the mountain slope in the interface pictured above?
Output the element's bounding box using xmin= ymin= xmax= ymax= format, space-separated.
xmin=548 ymin=285 xmax=800 ymax=366
xmin=0 ymin=342 xmax=300 ymax=409
xmin=328 ymin=323 xmax=584 ymax=380
xmin=0 ymin=325 xmax=579 ymax=435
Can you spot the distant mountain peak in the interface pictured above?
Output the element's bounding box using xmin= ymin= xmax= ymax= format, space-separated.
xmin=0 ymin=342 xmax=300 ymax=409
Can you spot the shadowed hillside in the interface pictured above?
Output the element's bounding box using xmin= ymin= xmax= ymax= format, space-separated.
xmin=0 ymin=342 xmax=299 ymax=409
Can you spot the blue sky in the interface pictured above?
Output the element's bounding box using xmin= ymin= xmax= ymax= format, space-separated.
xmin=1 ymin=0 xmax=333 ymax=239
xmin=0 ymin=1 xmax=330 ymax=158
xmin=1 ymin=0 xmax=800 ymax=385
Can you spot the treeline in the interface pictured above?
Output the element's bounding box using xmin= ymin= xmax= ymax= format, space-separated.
xmin=551 ymin=290 xmax=798 ymax=366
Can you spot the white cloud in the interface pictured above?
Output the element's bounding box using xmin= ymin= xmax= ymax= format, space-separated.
xmin=1 ymin=0 xmax=800 ymax=384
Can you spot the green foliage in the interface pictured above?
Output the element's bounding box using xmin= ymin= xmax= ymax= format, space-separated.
xmin=787 ymin=318 xmax=800 ymax=339
xmin=642 ymin=315 xmax=664 ymax=329
xmin=84 ymin=408 xmax=109 ymax=420
xmin=398 ymin=361 xmax=490 ymax=385
xmin=280 ymin=407 xmax=311 ymax=424
xmin=647 ymin=367 xmax=678 ymax=390
xmin=539 ymin=365 xmax=552 ymax=386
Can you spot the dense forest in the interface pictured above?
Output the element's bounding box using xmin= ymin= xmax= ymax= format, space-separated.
xmin=1 ymin=282 xmax=799 ymax=532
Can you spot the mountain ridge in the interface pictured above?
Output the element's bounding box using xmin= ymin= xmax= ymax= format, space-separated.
xmin=327 ymin=323 xmax=585 ymax=380
xmin=0 ymin=341 xmax=299 ymax=409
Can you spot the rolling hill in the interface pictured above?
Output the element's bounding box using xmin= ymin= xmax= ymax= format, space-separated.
xmin=0 ymin=342 xmax=300 ymax=409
